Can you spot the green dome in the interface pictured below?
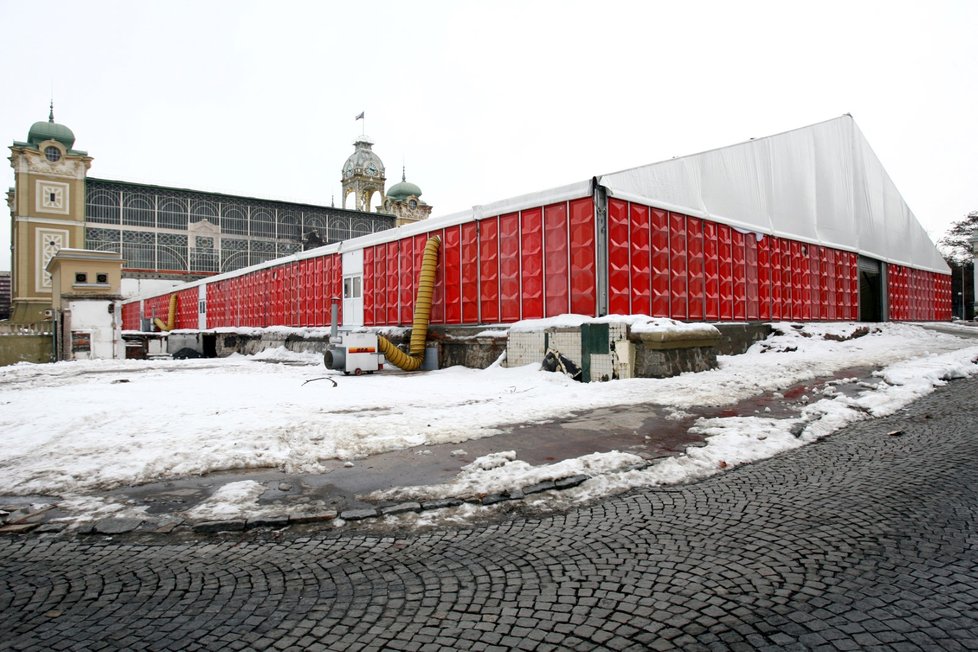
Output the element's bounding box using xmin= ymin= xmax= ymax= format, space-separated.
xmin=28 ymin=105 xmax=76 ymax=149
xmin=387 ymin=168 xmax=422 ymax=201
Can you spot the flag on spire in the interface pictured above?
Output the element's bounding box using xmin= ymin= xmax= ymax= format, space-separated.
xmin=355 ymin=112 xmax=364 ymax=120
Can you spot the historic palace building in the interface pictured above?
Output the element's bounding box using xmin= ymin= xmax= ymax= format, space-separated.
xmin=6 ymin=106 xmax=432 ymax=323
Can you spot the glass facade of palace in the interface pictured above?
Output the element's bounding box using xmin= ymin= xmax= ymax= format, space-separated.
xmin=84 ymin=178 xmax=396 ymax=279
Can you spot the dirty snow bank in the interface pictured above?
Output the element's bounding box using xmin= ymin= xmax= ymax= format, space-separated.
xmin=0 ymin=322 xmax=974 ymax=500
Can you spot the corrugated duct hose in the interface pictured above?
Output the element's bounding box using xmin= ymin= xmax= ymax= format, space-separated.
xmin=153 ymin=294 xmax=178 ymax=331
xmin=377 ymin=236 xmax=440 ymax=371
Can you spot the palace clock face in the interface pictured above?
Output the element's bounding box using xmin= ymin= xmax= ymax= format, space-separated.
xmin=367 ymin=164 xmax=377 ymax=175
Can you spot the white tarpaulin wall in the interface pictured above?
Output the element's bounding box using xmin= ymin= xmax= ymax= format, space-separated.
xmin=597 ymin=115 xmax=949 ymax=275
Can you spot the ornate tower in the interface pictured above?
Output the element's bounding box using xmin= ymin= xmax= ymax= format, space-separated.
xmin=384 ymin=167 xmax=433 ymax=227
xmin=341 ymin=135 xmax=386 ymax=212
xmin=7 ymin=104 xmax=92 ymax=323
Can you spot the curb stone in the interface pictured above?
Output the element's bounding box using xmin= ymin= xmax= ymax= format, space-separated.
xmin=339 ymin=508 xmax=378 ymax=521
xmin=554 ymin=475 xmax=589 ymax=489
xmin=94 ymin=518 xmax=144 ymax=535
xmin=5 ymin=473 xmax=596 ymax=536
xmin=522 ymin=481 xmax=555 ymax=495
xmin=380 ymin=502 xmax=421 ymax=516
xmin=420 ymin=499 xmax=463 ymax=511
xmin=246 ymin=516 xmax=290 ymax=530
xmin=290 ymin=511 xmax=338 ymax=525
xmin=193 ymin=520 xmax=247 ymax=533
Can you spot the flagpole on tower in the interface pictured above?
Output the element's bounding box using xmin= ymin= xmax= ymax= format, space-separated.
xmin=356 ymin=111 xmax=365 ymax=137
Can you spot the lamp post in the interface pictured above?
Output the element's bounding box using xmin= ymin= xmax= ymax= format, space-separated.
xmin=970 ymin=232 xmax=978 ymax=320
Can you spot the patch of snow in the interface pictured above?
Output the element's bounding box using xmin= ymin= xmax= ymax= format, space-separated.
xmin=185 ymin=480 xmax=266 ymax=520
xmin=0 ymin=321 xmax=975 ymax=526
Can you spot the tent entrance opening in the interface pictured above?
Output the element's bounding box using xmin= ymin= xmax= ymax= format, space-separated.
xmin=858 ymin=257 xmax=882 ymax=322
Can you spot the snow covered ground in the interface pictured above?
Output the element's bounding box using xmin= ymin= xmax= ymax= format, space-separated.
xmin=1 ymin=321 xmax=976 ymax=526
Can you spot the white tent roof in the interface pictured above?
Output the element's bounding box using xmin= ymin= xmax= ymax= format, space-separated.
xmin=598 ymin=115 xmax=949 ymax=275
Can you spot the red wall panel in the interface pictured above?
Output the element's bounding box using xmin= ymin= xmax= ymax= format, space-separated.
xmin=499 ymin=213 xmax=521 ymax=322
xmin=544 ymin=202 xmax=569 ymax=316
xmin=650 ymin=208 xmax=670 ymax=317
xmin=330 ymin=253 xmax=342 ymax=326
xmin=834 ymin=250 xmax=847 ymax=320
xmin=807 ymin=246 xmax=821 ymax=320
xmin=412 ymin=234 xmax=429 ymax=322
xmin=745 ymin=235 xmax=759 ymax=320
xmin=718 ymin=224 xmax=733 ymax=320
xmin=703 ymin=220 xmax=720 ymax=321
xmin=669 ymin=212 xmax=688 ymax=320
xmin=479 ymin=218 xmax=500 ymax=323
xmin=429 ymin=230 xmax=447 ymax=324
xmin=176 ymin=287 xmax=198 ymax=329
xmin=363 ymin=249 xmax=374 ymax=326
xmin=687 ymin=217 xmax=705 ymax=320
xmin=520 ymin=208 xmax=544 ymax=320
xmin=444 ymin=225 xmax=462 ymax=323
xmin=608 ymin=198 xmax=631 ymax=315
xmin=122 ymin=302 xmax=139 ymax=330
xmin=569 ymin=197 xmax=596 ymax=316
xmin=369 ymin=246 xmax=383 ymax=326
xmin=385 ymin=242 xmax=399 ymax=324
xmin=779 ymin=238 xmax=792 ymax=321
xmin=461 ymin=222 xmax=479 ymax=323
xmin=848 ymin=253 xmax=859 ymax=320
xmin=732 ymin=230 xmax=746 ymax=320
xmin=399 ymin=238 xmax=415 ymax=324
xmin=790 ymin=241 xmax=804 ymax=321
xmin=629 ymin=203 xmax=652 ymax=317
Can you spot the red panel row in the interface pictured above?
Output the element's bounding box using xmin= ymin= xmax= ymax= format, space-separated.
xmin=608 ymin=198 xmax=861 ymax=321
xmin=122 ymin=302 xmax=140 ymax=330
xmin=363 ymin=197 xmax=596 ymax=326
xmin=138 ymin=254 xmax=342 ymax=330
xmin=888 ymin=265 xmax=951 ymax=321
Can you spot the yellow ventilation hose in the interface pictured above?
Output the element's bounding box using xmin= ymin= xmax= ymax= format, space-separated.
xmin=153 ymin=294 xmax=178 ymax=331
xmin=377 ymin=236 xmax=440 ymax=371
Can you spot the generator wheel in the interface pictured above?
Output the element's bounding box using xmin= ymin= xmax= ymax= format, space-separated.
xmin=354 ymin=368 xmax=363 ymax=376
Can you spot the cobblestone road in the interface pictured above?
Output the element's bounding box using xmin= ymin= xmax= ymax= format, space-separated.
xmin=2 ymin=376 xmax=977 ymax=651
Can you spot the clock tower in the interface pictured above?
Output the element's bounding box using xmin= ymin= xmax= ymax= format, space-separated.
xmin=341 ymin=135 xmax=386 ymax=212
xmin=7 ymin=104 xmax=93 ymax=323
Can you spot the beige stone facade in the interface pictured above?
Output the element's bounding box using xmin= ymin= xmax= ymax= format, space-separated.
xmin=8 ymin=137 xmax=92 ymax=323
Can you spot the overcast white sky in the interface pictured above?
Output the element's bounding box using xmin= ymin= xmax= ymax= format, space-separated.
xmin=2 ymin=0 xmax=976 ymax=271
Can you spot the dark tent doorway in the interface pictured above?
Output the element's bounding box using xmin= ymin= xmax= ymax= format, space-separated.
xmin=858 ymin=257 xmax=883 ymax=322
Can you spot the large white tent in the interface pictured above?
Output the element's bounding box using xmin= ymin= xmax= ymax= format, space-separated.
xmin=597 ymin=115 xmax=948 ymax=275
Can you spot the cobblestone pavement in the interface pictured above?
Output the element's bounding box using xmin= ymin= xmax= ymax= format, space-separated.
xmin=2 ymin=376 xmax=977 ymax=652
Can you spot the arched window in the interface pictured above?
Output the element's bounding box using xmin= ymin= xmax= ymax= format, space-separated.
xmin=250 ymin=208 xmax=276 ymax=238
xmin=351 ymin=219 xmax=371 ymax=238
xmin=329 ymin=217 xmax=349 ymax=242
xmin=159 ymin=198 xmax=188 ymax=230
xmin=279 ymin=211 xmax=300 ymax=240
xmin=221 ymin=204 xmax=247 ymax=236
xmin=304 ymin=214 xmax=325 ymax=231
xmin=190 ymin=199 xmax=219 ymax=225
xmin=86 ymin=189 xmax=120 ymax=224
xmin=122 ymin=193 xmax=154 ymax=227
